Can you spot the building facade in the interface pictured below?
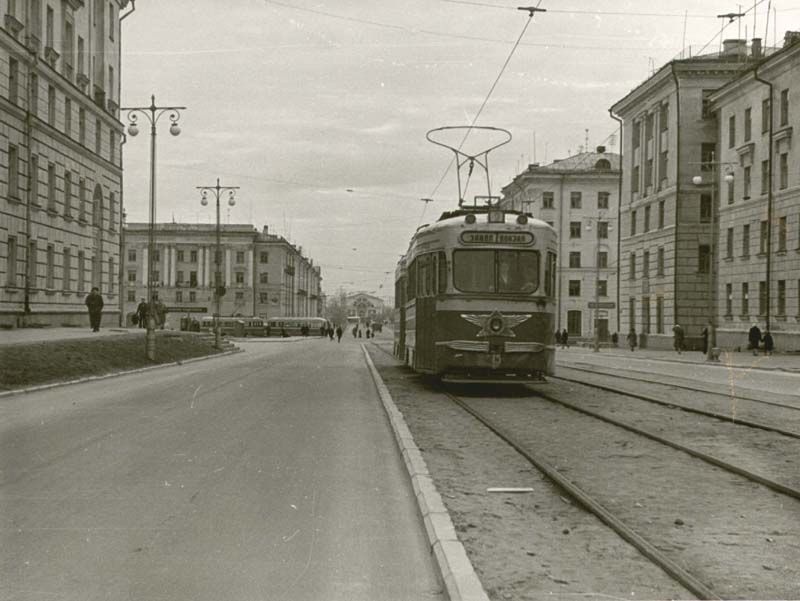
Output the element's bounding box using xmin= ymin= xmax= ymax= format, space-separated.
xmin=121 ymin=223 xmax=322 ymax=327
xmin=710 ymin=34 xmax=800 ymax=350
xmin=610 ymin=40 xmax=765 ymax=349
xmin=1 ymin=0 xmax=128 ymax=327
xmin=345 ymin=292 xmax=385 ymax=324
xmin=500 ymin=148 xmax=621 ymax=341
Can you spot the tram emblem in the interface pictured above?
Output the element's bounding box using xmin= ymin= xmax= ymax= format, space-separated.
xmin=461 ymin=311 xmax=531 ymax=338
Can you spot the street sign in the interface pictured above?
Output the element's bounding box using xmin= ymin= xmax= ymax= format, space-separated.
xmin=588 ymin=301 xmax=616 ymax=309
xmin=167 ymin=306 xmax=208 ymax=313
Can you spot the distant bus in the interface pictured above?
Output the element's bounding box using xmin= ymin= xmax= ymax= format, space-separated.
xmin=198 ymin=316 xmax=266 ymax=337
xmin=265 ymin=317 xmax=330 ymax=337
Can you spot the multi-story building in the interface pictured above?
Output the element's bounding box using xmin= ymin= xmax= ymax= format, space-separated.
xmin=610 ymin=39 xmax=766 ymax=349
xmin=121 ymin=223 xmax=322 ymax=327
xmin=710 ymin=33 xmax=800 ymax=351
xmin=345 ymin=292 xmax=385 ymax=324
xmin=500 ymin=148 xmax=621 ymax=341
xmin=1 ymin=0 xmax=128 ymax=327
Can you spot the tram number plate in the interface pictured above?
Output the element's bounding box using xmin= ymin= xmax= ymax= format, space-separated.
xmin=461 ymin=231 xmax=534 ymax=245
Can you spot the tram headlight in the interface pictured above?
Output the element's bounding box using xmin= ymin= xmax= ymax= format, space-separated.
xmin=516 ymin=214 xmax=528 ymax=225
xmin=465 ymin=214 xmax=476 ymax=224
xmin=489 ymin=316 xmax=504 ymax=333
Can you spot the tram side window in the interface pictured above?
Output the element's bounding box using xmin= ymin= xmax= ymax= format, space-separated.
xmin=438 ymin=251 xmax=447 ymax=294
xmin=407 ymin=260 xmax=417 ymax=300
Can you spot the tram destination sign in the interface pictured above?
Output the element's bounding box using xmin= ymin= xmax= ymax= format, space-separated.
xmin=460 ymin=231 xmax=534 ymax=245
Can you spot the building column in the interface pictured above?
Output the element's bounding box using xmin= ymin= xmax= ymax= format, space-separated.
xmin=170 ymin=246 xmax=177 ymax=286
xmin=245 ymin=248 xmax=253 ymax=287
xmin=141 ymin=247 xmax=148 ymax=286
xmin=225 ymin=248 xmax=231 ymax=286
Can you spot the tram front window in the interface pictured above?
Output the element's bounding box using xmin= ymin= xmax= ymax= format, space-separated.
xmin=454 ymin=250 xmax=494 ymax=292
xmin=454 ymin=249 xmax=539 ymax=294
xmin=498 ymin=250 xmax=539 ymax=293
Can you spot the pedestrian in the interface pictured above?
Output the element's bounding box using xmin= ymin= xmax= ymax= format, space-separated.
xmin=762 ymin=329 xmax=774 ymax=356
xmin=135 ymin=298 xmax=148 ymax=328
xmin=155 ymin=299 xmax=167 ymax=330
xmin=352 ymin=325 xmax=358 ymax=338
xmin=554 ymin=330 xmax=562 ymax=347
xmin=328 ymin=326 xmax=334 ymax=340
xmin=627 ymin=328 xmax=637 ymax=352
xmin=700 ymin=324 xmax=709 ymax=355
xmin=366 ymin=328 xmax=371 ymax=339
xmin=336 ymin=325 xmax=343 ymax=343
xmin=672 ymin=324 xmax=685 ymax=354
xmin=748 ymin=323 xmax=762 ymax=356
xmin=611 ymin=331 xmax=618 ymax=347
xmin=85 ymin=286 xmax=104 ymax=332
xmin=560 ymin=328 xmax=569 ymax=349
xmin=357 ymin=328 xmax=362 ymax=338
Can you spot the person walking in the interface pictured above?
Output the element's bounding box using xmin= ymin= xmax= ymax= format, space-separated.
xmin=155 ymin=299 xmax=167 ymax=330
xmin=327 ymin=326 xmax=334 ymax=341
xmin=672 ymin=324 xmax=685 ymax=354
xmin=627 ymin=328 xmax=637 ymax=352
xmin=748 ymin=323 xmax=762 ymax=356
xmin=762 ymin=329 xmax=774 ymax=356
xmin=700 ymin=324 xmax=709 ymax=355
xmin=554 ymin=330 xmax=562 ymax=347
xmin=335 ymin=325 xmax=343 ymax=343
xmin=611 ymin=331 xmax=618 ymax=347
xmin=560 ymin=328 xmax=569 ymax=349
xmin=85 ymin=287 xmax=104 ymax=332
xmin=135 ymin=298 xmax=148 ymax=329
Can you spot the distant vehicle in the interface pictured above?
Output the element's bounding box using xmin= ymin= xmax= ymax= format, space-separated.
xmin=370 ymin=321 xmax=383 ymax=333
xmin=198 ymin=316 xmax=266 ymax=337
xmin=265 ymin=316 xmax=330 ymax=337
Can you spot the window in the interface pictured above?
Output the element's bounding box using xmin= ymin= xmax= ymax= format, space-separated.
xmin=64 ymin=171 xmax=72 ymax=216
xmin=570 ymin=192 xmax=582 ymax=209
xmin=742 ymin=282 xmax=749 ymax=315
xmin=453 ymin=249 xmax=539 ymax=294
xmin=260 ymin=272 xmax=269 ymax=284
xmin=127 ymin=271 xmax=136 ymax=283
xmin=758 ymin=281 xmax=767 ymax=315
xmin=659 ymin=103 xmax=668 ymax=131
xmin=780 ymin=89 xmax=789 ymax=126
xmin=79 ymin=107 xmax=86 ymax=145
xmin=77 ymin=250 xmax=85 ymax=292
xmin=598 ymin=221 xmax=609 ymax=239
xmin=597 ymin=280 xmax=607 ymax=297
xmin=30 ymin=155 xmax=39 ymax=205
xmin=567 ymin=310 xmax=582 ymax=336
xmin=700 ymin=143 xmax=715 ymax=170
xmin=542 ymin=192 xmax=554 ymax=209
xmin=645 ymin=112 xmax=654 ymax=141
xmin=761 ymin=160 xmax=769 ymax=195
xmin=597 ymin=191 xmax=609 ymax=209
xmin=642 ymin=250 xmax=650 ymax=279
xmin=28 ymin=240 xmax=37 ymax=287
xmin=779 ymin=153 xmax=788 ymax=189
xmin=176 ymin=291 xmax=183 ymax=302
xmin=568 ymin=280 xmax=581 ymax=297
xmin=190 ymin=250 xmax=198 ymax=263
xmin=628 ymin=297 xmax=636 ymax=331
xmin=762 ymin=98 xmax=770 ymax=133
xmin=108 ymin=66 xmax=114 ymax=102
xmin=8 ymin=144 xmax=19 ymax=199
xmin=235 ymin=271 xmax=244 ymax=284
xmin=46 ymin=5 xmax=54 ymax=47
xmin=95 ymin=117 xmax=102 ymax=155
xmin=742 ymin=224 xmax=750 ymax=257
xmin=30 ymin=73 xmax=38 ymax=116
xmin=778 ymin=216 xmax=787 ymax=252
xmin=726 ymin=227 xmax=734 ymax=258
xmin=698 ymin=245 xmax=710 ymax=273
xmin=544 ymin=252 xmax=556 ymax=297
xmin=727 ymin=178 xmax=734 ymax=204
xmin=632 ymin=119 xmax=641 ymax=149
xmin=153 ymin=250 xmax=160 ymax=262
xmin=569 ymin=222 xmax=581 ymax=238
xmin=8 ymin=57 xmax=18 ymax=104
xmin=260 ymin=293 xmax=268 ymax=304
xmin=78 ymin=178 xmax=86 ymax=220
xmin=759 ymin=220 xmax=768 ymax=254
xmin=176 ymin=270 xmax=184 ymax=284
xmin=569 ymin=252 xmax=581 ymax=268
xmin=48 ymin=85 xmax=56 ymax=125
xmin=645 ymin=158 xmax=653 ymax=188
xmin=632 ymin=165 xmax=640 ymax=193
xmin=77 ymin=36 xmax=85 ymax=76
xmin=629 ymin=252 xmax=636 ymax=280
xmin=744 ymin=107 xmax=752 ymax=142
xmin=725 ymin=283 xmax=732 ymax=316
xmin=644 ymin=205 xmax=650 ymax=232
xmin=630 ymin=210 xmax=637 ymax=236
xmin=656 ymin=297 xmax=664 ymax=334
xmin=658 ymin=150 xmax=668 ymax=184
xmin=700 ymin=194 xmax=711 ymax=223
xmin=63 ymin=19 xmax=74 ymax=78
xmin=658 ymin=200 xmax=665 ymax=229
xmin=642 ymin=297 xmax=651 ymax=334
xmin=152 ymin=270 xmax=160 ymax=284
xmin=109 ymin=3 xmax=115 ymax=41
xmin=235 ymin=291 xmax=244 ymax=301
xmin=6 ymin=236 xmax=18 ymax=286
xmin=109 ymin=130 xmax=116 ymax=164
xmin=598 ymin=251 xmax=608 ymax=268
xmin=743 ymin=166 xmax=751 ymax=198
xmin=46 ymin=245 xmax=55 ymax=289
xmin=127 ymin=290 xmax=136 ymax=302
xmin=728 ymin=114 xmax=736 ymax=148
xmin=189 ymin=291 xmax=196 ymax=302
xmin=236 ymin=251 xmax=245 ymax=264
xmin=189 ymin=271 xmax=197 ymax=287
xmin=438 ymin=250 xmax=447 ymax=294
xmin=128 ymin=249 xmax=136 ymax=262
xmin=701 ymin=90 xmax=714 ymax=119
xmin=47 ymin=163 xmax=56 ymax=212
xmin=657 ymin=247 xmax=664 ymax=276
xmin=108 ymin=258 xmax=114 ymax=293
xmin=777 ymin=280 xmax=786 ymax=315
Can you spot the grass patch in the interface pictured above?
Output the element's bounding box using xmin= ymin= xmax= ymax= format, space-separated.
xmin=0 ymin=332 xmax=226 ymax=391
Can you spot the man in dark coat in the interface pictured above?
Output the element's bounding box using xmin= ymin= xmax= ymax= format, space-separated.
xmin=700 ymin=325 xmax=709 ymax=354
xmin=748 ymin=323 xmax=762 ymax=356
xmin=85 ymin=287 xmax=104 ymax=332
xmin=335 ymin=325 xmax=343 ymax=343
xmin=135 ymin=298 xmax=148 ymax=328
xmin=762 ymin=330 xmax=774 ymax=356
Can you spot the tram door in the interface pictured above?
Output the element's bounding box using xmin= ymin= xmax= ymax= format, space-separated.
xmin=415 ymin=297 xmax=437 ymax=371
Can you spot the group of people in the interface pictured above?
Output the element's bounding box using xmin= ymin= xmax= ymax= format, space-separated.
xmin=322 ymin=324 xmax=344 ymax=342
xmin=134 ymin=298 xmax=168 ymax=330
xmin=748 ymin=323 xmax=775 ymax=356
xmin=553 ymin=329 xmax=570 ymax=348
xmin=352 ymin=325 xmax=375 ymax=339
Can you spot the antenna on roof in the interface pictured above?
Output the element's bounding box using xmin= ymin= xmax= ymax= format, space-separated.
xmin=584 ymin=128 xmax=589 ymax=152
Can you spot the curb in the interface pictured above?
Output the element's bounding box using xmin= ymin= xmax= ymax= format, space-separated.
xmin=559 ymin=350 xmax=800 ymax=374
xmin=0 ymin=347 xmax=244 ymax=398
xmin=361 ymin=344 xmax=489 ymax=601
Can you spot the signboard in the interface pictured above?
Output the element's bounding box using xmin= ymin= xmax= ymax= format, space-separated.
xmin=167 ymin=306 xmax=208 ymax=313
xmin=588 ymin=301 xmax=616 ymax=309
xmin=460 ymin=231 xmax=534 ymax=245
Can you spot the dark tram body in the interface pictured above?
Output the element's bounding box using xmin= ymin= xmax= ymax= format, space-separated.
xmin=394 ymin=207 xmax=557 ymax=383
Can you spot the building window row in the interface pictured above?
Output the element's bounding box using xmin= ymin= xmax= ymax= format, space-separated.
xmin=628 ymin=247 xmax=666 ymax=280
xmin=724 ymin=279 xmax=796 ymax=318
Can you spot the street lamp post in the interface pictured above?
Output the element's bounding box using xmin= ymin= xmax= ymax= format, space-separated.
xmin=692 ymin=156 xmax=734 ymax=362
xmin=123 ymin=95 xmax=185 ymax=360
xmin=197 ymin=179 xmax=239 ymax=350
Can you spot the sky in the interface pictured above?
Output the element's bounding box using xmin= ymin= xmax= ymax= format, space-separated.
xmin=120 ymin=0 xmax=800 ymax=299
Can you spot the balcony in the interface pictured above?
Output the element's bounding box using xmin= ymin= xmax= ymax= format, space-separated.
xmin=44 ymin=45 xmax=60 ymax=68
xmin=93 ymin=86 xmax=106 ymax=110
xmin=4 ymin=14 xmax=24 ymax=37
xmin=284 ymin=266 xmax=295 ymax=276
xmin=76 ymin=72 xmax=89 ymax=90
xmin=106 ymin=98 xmax=119 ymax=116
xmin=26 ymin=33 xmax=41 ymax=53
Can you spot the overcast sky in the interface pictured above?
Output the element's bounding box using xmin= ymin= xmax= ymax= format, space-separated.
xmin=120 ymin=0 xmax=799 ymax=298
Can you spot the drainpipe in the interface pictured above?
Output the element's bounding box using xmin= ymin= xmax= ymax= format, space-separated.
xmin=608 ymin=108 xmax=623 ymax=334
xmin=670 ymin=63 xmax=682 ymax=330
xmin=753 ymin=65 xmax=773 ymax=333
xmin=556 ymin=173 xmax=564 ymax=331
xmin=118 ymin=1 xmax=135 ymax=325
xmin=23 ymin=29 xmax=39 ymax=324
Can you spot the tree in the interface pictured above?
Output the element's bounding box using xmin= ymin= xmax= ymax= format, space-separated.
xmin=324 ymin=288 xmax=350 ymax=326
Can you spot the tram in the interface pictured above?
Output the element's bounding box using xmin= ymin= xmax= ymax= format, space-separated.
xmin=393 ymin=125 xmax=557 ymax=383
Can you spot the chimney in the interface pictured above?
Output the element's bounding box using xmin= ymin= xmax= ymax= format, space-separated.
xmin=527 ymin=163 xmax=540 ymax=171
xmin=722 ymin=39 xmax=747 ymax=56
xmin=262 ymin=225 xmax=269 ymax=236
xmin=751 ymin=38 xmax=762 ymax=58
xmin=596 ymin=145 xmax=606 ymax=153
xmin=784 ymin=31 xmax=800 ymax=47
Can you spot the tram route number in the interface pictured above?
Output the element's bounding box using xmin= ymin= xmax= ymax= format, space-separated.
xmin=461 ymin=231 xmax=534 ymax=245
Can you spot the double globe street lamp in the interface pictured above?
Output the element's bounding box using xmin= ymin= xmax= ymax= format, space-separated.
xmin=122 ymin=95 xmax=186 ymax=360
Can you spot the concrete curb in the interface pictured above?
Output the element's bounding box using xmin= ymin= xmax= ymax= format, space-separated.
xmin=361 ymin=344 xmax=490 ymax=601
xmin=559 ymin=350 xmax=800 ymax=374
xmin=0 ymin=348 xmax=244 ymax=398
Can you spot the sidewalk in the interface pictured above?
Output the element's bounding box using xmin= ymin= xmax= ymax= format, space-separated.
xmin=558 ymin=344 xmax=800 ymax=373
xmin=0 ymin=326 xmax=145 ymax=346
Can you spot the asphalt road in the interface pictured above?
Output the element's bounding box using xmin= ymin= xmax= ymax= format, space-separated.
xmin=0 ymin=337 xmax=442 ymax=601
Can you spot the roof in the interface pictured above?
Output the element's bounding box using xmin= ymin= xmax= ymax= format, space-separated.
xmin=539 ymin=151 xmax=621 ymax=173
